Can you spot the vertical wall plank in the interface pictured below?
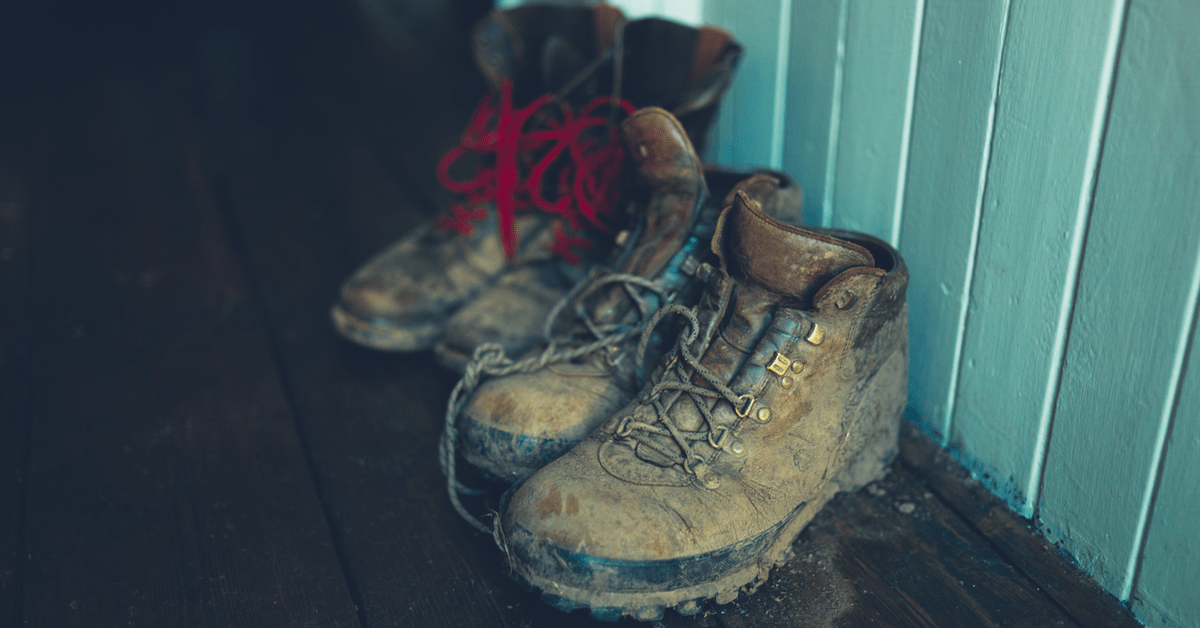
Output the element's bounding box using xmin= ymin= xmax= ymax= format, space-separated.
xmin=781 ymin=0 xmax=846 ymax=228
xmin=1041 ymin=0 xmax=1200 ymax=602
xmin=702 ymin=0 xmax=790 ymax=168
xmin=828 ymin=0 xmax=923 ymax=245
xmin=1135 ymin=302 xmax=1200 ymax=626
xmin=951 ymin=0 xmax=1125 ymax=515
xmin=898 ymin=0 xmax=1008 ymax=439
xmin=608 ymin=0 xmax=702 ymax=24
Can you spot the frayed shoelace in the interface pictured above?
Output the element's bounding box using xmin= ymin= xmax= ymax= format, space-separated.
xmin=436 ymin=79 xmax=636 ymax=264
xmin=619 ymin=305 xmax=749 ymax=471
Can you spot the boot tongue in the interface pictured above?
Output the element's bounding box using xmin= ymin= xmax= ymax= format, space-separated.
xmin=584 ymin=108 xmax=704 ymax=324
xmin=615 ymin=108 xmax=705 ymax=278
xmin=718 ymin=191 xmax=873 ymax=307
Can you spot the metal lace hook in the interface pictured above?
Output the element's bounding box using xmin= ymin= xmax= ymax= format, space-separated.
xmin=734 ymin=393 xmax=756 ymax=418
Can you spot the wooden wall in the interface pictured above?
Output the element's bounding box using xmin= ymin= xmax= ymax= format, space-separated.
xmin=610 ymin=0 xmax=1199 ymax=625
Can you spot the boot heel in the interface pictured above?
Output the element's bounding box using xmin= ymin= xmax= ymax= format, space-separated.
xmin=832 ymin=340 xmax=908 ymax=494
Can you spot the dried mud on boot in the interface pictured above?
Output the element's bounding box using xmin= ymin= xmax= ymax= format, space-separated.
xmin=495 ymin=192 xmax=910 ymax=619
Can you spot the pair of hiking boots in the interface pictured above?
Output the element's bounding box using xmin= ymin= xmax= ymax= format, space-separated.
xmin=333 ymin=4 xmax=910 ymax=622
xmin=444 ymin=114 xmax=908 ymax=621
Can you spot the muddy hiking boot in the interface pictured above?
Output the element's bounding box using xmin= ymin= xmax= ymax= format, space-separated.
xmin=446 ymin=168 xmax=803 ymax=491
xmin=491 ymin=192 xmax=909 ymax=621
xmin=331 ymin=4 xmax=743 ymax=360
xmin=437 ymin=108 xmax=800 ymax=526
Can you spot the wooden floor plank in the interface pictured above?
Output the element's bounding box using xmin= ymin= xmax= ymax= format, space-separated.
xmin=718 ymin=458 xmax=1081 ymax=628
xmin=900 ymin=426 xmax=1143 ymax=628
xmin=204 ymin=59 xmax=573 ymax=628
xmin=15 ymin=41 xmax=359 ymax=627
xmin=0 ymin=84 xmax=32 ymax=628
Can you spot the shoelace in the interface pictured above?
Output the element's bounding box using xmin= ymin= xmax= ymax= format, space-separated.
xmin=439 ymin=269 xmax=669 ymax=531
xmin=615 ymin=301 xmax=756 ymax=485
xmin=435 ymin=79 xmax=636 ymax=264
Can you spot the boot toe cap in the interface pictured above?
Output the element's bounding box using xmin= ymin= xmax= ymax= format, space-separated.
xmin=498 ymin=445 xmax=782 ymax=595
xmin=458 ymin=367 xmax=628 ymax=482
xmin=437 ymin=267 xmax=571 ymax=370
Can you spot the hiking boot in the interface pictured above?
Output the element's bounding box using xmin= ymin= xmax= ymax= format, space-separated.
xmin=332 ymin=4 xmax=743 ymax=354
xmin=493 ymin=192 xmax=909 ymax=621
xmin=446 ymin=167 xmax=804 ymax=488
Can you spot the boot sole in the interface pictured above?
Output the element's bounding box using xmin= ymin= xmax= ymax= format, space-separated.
xmin=329 ymin=302 xmax=443 ymax=352
xmin=432 ymin=340 xmax=471 ymax=374
xmin=501 ymin=344 xmax=907 ymax=622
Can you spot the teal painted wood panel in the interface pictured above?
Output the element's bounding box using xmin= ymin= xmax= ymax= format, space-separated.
xmin=1136 ymin=302 xmax=1200 ymax=627
xmin=780 ymin=0 xmax=846 ymax=228
xmin=702 ymin=0 xmax=791 ymax=168
xmin=898 ymin=0 xmax=1008 ymax=439
xmin=1041 ymin=0 xmax=1200 ymax=607
xmin=610 ymin=0 xmax=702 ymax=24
xmin=828 ymin=0 xmax=923 ymax=246
xmin=951 ymin=0 xmax=1125 ymax=516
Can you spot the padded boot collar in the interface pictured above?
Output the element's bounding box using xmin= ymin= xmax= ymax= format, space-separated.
xmin=713 ymin=191 xmax=873 ymax=307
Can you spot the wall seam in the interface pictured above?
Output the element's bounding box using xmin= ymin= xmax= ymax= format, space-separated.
xmin=1029 ymin=0 xmax=1129 ymax=522
xmin=819 ymin=0 xmax=849 ymax=228
xmin=768 ymin=0 xmax=793 ymax=170
xmin=888 ymin=0 xmax=925 ymax=248
xmin=1125 ymin=222 xmax=1200 ymax=603
xmin=944 ymin=0 xmax=1013 ymax=445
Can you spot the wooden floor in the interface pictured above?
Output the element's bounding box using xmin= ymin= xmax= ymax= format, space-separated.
xmin=0 ymin=1 xmax=1146 ymax=626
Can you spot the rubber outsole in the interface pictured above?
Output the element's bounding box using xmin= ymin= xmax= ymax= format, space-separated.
xmin=432 ymin=340 xmax=471 ymax=374
xmin=496 ymin=346 xmax=906 ymax=621
xmin=329 ymin=302 xmax=443 ymax=352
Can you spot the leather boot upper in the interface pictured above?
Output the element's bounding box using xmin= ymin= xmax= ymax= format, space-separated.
xmin=496 ymin=191 xmax=909 ymax=600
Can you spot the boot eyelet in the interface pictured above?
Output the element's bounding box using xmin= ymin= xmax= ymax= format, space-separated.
xmin=729 ymin=439 xmax=745 ymax=455
xmin=780 ymin=376 xmax=794 ymax=389
xmin=755 ymin=407 xmax=772 ymax=423
xmin=791 ymin=360 xmax=805 ymax=374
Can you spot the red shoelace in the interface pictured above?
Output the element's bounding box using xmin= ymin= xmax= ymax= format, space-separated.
xmin=436 ymin=79 xmax=636 ymax=264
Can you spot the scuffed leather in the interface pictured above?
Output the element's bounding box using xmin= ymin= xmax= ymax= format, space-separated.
xmin=499 ymin=193 xmax=910 ymax=601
